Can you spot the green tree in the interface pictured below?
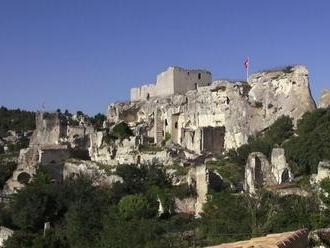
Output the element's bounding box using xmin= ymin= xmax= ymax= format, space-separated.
xmin=91 ymin=113 xmax=106 ymax=130
xmin=199 ymin=192 xmax=251 ymax=245
xmin=229 ymin=116 xmax=293 ymax=166
xmin=0 ymin=161 xmax=17 ymax=189
xmin=284 ymin=108 xmax=330 ymax=175
xmin=112 ymin=122 xmax=133 ymax=140
xmin=118 ymin=194 xmax=156 ymax=220
xmin=10 ymin=171 xmax=64 ymax=231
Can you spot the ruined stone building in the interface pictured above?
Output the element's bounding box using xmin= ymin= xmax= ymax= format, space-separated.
xmin=3 ymin=112 xmax=94 ymax=194
xmin=130 ymin=66 xmax=212 ymax=101
xmin=108 ymin=65 xmax=316 ymax=156
xmin=1 ymin=64 xmax=328 ymax=217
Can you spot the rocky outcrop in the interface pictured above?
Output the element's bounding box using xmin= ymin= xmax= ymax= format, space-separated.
xmin=0 ymin=226 xmax=13 ymax=247
xmin=107 ymin=65 xmax=316 ymax=154
xmin=174 ymin=197 xmax=196 ymax=215
xmin=248 ymin=66 xmax=316 ymax=127
xmin=63 ymin=160 xmax=123 ymax=187
xmin=3 ymin=112 xmax=95 ymax=194
xmin=244 ymin=152 xmax=275 ymax=194
xmin=271 ymin=148 xmax=291 ymax=184
xmin=244 ymin=148 xmax=292 ymax=194
xmin=3 ymin=147 xmax=39 ymax=194
xmin=313 ymin=161 xmax=330 ymax=184
xmin=319 ymin=89 xmax=330 ymax=108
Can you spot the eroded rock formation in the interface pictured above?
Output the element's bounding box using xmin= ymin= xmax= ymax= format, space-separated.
xmin=0 ymin=226 xmax=13 ymax=247
xmin=319 ymin=89 xmax=330 ymax=108
xmin=244 ymin=148 xmax=292 ymax=194
xmin=107 ymin=65 xmax=316 ymax=157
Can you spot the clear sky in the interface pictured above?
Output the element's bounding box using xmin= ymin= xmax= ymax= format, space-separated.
xmin=0 ymin=0 xmax=329 ymax=115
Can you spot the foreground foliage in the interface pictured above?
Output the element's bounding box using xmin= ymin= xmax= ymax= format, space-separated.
xmin=2 ymin=165 xmax=330 ymax=248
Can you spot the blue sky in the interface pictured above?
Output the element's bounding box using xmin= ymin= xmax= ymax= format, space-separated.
xmin=0 ymin=0 xmax=329 ymax=115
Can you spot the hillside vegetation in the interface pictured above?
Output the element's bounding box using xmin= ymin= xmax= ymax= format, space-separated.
xmin=0 ymin=107 xmax=329 ymax=247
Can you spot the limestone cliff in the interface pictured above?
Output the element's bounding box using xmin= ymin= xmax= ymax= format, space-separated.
xmin=106 ymin=65 xmax=316 ymax=156
xmin=319 ymin=89 xmax=330 ymax=108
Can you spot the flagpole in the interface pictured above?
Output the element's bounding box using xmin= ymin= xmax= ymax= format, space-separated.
xmin=246 ymin=57 xmax=249 ymax=83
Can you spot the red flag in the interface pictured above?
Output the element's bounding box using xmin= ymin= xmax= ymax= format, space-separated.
xmin=243 ymin=57 xmax=249 ymax=70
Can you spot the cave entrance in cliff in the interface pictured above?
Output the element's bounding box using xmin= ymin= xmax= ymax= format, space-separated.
xmin=201 ymin=126 xmax=225 ymax=154
xmin=254 ymin=156 xmax=263 ymax=188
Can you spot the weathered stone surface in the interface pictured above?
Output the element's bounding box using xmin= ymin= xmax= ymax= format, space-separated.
xmin=244 ymin=148 xmax=294 ymax=194
xmin=108 ymin=65 xmax=316 ymax=154
xmin=3 ymin=147 xmax=39 ymax=194
xmin=314 ymin=161 xmax=330 ymax=184
xmin=319 ymin=89 xmax=330 ymax=108
xmin=0 ymin=226 xmax=13 ymax=247
xmin=64 ymin=160 xmax=123 ymax=186
xmin=174 ymin=197 xmax=196 ymax=215
xmin=271 ymin=148 xmax=291 ymax=184
xmin=244 ymin=152 xmax=276 ymax=194
xmin=194 ymin=164 xmax=209 ymax=215
xmin=3 ymin=112 xmax=95 ymax=194
xmin=130 ymin=66 xmax=212 ymax=101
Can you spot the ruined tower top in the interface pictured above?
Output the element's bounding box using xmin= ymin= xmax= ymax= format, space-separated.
xmin=130 ymin=66 xmax=212 ymax=101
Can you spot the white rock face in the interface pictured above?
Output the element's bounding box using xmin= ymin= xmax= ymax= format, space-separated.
xmin=244 ymin=148 xmax=292 ymax=194
xmin=64 ymin=160 xmax=123 ymax=186
xmin=0 ymin=226 xmax=13 ymax=247
xmin=174 ymin=197 xmax=196 ymax=215
xmin=271 ymin=148 xmax=291 ymax=184
xmin=319 ymin=90 xmax=330 ymax=108
xmin=3 ymin=147 xmax=39 ymax=194
xmin=194 ymin=165 xmax=209 ymax=215
xmin=107 ymin=65 xmax=316 ymax=154
xmin=314 ymin=161 xmax=330 ymax=184
xmin=244 ymin=152 xmax=276 ymax=194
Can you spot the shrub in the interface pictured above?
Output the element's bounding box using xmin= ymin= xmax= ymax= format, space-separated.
xmin=118 ymin=194 xmax=154 ymax=220
xmin=228 ymin=116 xmax=293 ymax=166
xmin=112 ymin=122 xmax=133 ymax=140
xmin=284 ymin=108 xmax=330 ymax=175
xmin=90 ymin=113 xmax=106 ymax=130
xmin=0 ymin=161 xmax=17 ymax=189
xmin=162 ymin=132 xmax=171 ymax=146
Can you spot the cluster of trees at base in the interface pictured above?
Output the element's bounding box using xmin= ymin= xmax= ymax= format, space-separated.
xmin=1 ymin=164 xmax=330 ymax=248
xmin=0 ymin=107 xmax=329 ymax=247
xmin=0 ymin=165 xmax=197 ymax=248
xmin=229 ymin=107 xmax=330 ymax=176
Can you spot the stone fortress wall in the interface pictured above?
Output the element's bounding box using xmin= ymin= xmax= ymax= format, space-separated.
xmin=130 ymin=66 xmax=212 ymax=101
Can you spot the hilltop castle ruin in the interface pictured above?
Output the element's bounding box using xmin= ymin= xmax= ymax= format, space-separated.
xmin=130 ymin=67 xmax=212 ymax=101
xmin=107 ymin=65 xmax=316 ymax=158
